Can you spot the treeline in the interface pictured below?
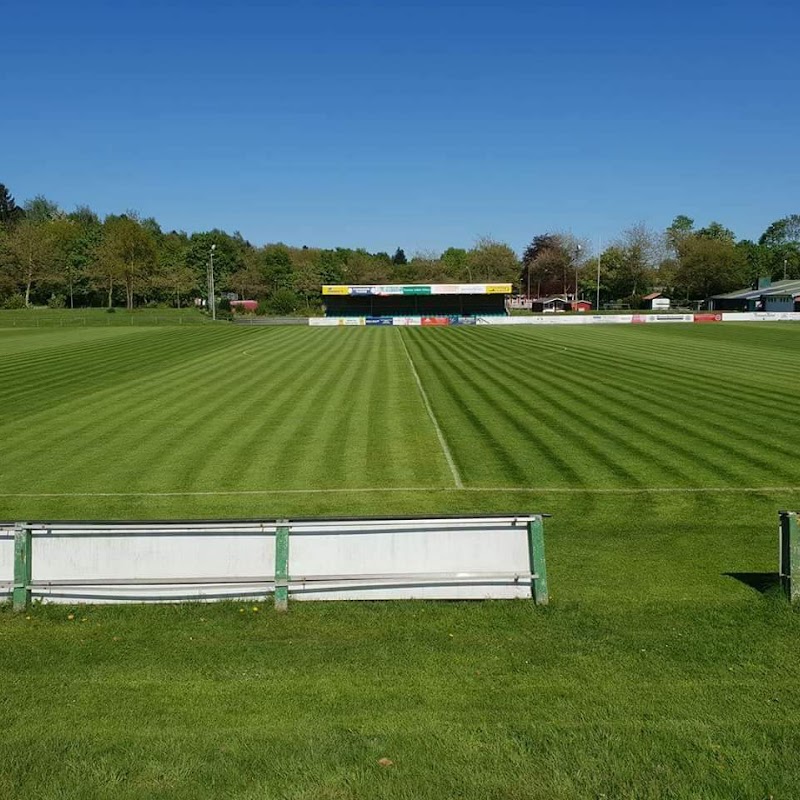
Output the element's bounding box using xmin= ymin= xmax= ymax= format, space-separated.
xmin=0 ymin=182 xmax=798 ymax=312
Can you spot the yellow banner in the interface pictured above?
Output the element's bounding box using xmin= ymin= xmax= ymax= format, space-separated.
xmin=322 ymin=286 xmax=350 ymax=296
xmin=486 ymin=284 xmax=513 ymax=294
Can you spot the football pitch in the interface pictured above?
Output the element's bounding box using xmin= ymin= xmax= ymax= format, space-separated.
xmin=2 ymin=321 xmax=800 ymax=798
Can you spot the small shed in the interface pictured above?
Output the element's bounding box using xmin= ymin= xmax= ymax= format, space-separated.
xmin=643 ymin=292 xmax=670 ymax=310
xmin=532 ymin=296 xmax=571 ymax=313
xmin=571 ymin=300 xmax=592 ymax=312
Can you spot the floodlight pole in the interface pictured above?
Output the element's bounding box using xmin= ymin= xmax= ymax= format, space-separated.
xmin=574 ymin=245 xmax=582 ymax=307
xmin=208 ymin=244 xmax=217 ymax=320
xmin=596 ymin=237 xmax=602 ymax=311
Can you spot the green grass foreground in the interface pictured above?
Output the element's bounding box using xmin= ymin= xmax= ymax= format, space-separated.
xmin=2 ymin=322 xmax=800 ymax=798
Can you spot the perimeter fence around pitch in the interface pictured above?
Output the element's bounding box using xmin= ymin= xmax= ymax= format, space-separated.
xmin=2 ymin=514 xmax=549 ymax=612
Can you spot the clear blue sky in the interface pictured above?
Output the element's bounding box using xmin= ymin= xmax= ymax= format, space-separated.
xmin=4 ymin=0 xmax=798 ymax=254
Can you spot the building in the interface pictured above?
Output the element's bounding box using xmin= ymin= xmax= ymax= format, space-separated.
xmin=642 ymin=292 xmax=670 ymax=310
xmin=321 ymin=283 xmax=512 ymax=318
xmin=707 ymin=278 xmax=800 ymax=312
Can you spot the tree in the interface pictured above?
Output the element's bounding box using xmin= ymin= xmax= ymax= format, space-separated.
xmin=467 ymin=237 xmax=519 ymax=284
xmin=154 ymin=232 xmax=195 ymax=307
xmin=261 ymin=244 xmax=294 ymax=292
xmin=93 ymin=215 xmax=157 ymax=309
xmin=8 ymin=219 xmax=56 ymax=306
xmin=696 ymin=221 xmax=735 ymax=242
xmin=0 ymin=184 xmax=25 ymax=228
xmin=665 ymin=215 xmax=694 ymax=254
xmin=48 ymin=217 xmax=83 ymax=308
xmin=758 ymin=214 xmax=800 ymax=280
xmin=440 ymin=247 xmax=469 ymax=280
xmin=391 ymin=247 xmax=407 ymax=265
xmin=185 ymin=231 xmax=245 ymax=298
xmin=521 ymin=233 xmax=572 ymax=297
xmin=23 ymin=195 xmax=61 ymax=224
xmin=673 ymin=236 xmax=747 ymax=301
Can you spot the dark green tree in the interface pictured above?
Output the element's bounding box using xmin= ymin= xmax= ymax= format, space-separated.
xmin=391 ymin=247 xmax=407 ymax=265
xmin=0 ymin=184 xmax=25 ymax=228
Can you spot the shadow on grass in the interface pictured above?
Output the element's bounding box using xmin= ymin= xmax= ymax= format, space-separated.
xmin=724 ymin=572 xmax=782 ymax=595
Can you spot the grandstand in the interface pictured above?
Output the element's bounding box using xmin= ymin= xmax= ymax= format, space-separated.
xmin=322 ymin=283 xmax=512 ymax=319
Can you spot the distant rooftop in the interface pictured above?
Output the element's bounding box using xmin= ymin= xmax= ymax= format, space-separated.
xmin=709 ymin=279 xmax=800 ymax=300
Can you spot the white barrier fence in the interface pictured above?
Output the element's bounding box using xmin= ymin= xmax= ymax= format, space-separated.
xmin=5 ymin=515 xmax=549 ymax=610
xmin=310 ymin=311 xmax=800 ymax=327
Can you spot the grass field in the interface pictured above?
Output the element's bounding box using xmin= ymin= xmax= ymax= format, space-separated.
xmin=2 ymin=320 xmax=800 ymax=798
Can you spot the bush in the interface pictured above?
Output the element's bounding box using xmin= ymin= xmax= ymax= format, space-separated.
xmin=267 ymin=288 xmax=300 ymax=316
xmin=106 ymin=306 xmax=116 ymax=314
xmin=47 ymin=294 xmax=66 ymax=309
xmin=218 ymin=297 xmax=232 ymax=312
xmin=2 ymin=294 xmax=26 ymax=309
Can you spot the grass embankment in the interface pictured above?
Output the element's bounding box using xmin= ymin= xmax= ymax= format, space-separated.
xmin=1 ymin=323 xmax=800 ymax=798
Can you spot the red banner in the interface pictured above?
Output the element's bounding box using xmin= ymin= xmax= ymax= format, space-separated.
xmin=421 ymin=317 xmax=450 ymax=326
xmin=693 ymin=313 xmax=722 ymax=323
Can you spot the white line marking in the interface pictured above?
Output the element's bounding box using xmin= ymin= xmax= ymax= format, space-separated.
xmin=1 ymin=487 xmax=798 ymax=498
xmin=397 ymin=330 xmax=463 ymax=488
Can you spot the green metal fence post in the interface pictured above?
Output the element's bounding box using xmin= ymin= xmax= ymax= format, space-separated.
xmin=779 ymin=511 xmax=799 ymax=604
xmin=527 ymin=515 xmax=549 ymax=606
xmin=274 ymin=521 xmax=290 ymax=612
xmin=12 ymin=525 xmax=32 ymax=612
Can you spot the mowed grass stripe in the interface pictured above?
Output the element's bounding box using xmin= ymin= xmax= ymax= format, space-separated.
xmin=0 ymin=327 xmax=305 ymax=491
xmin=0 ymin=327 xmax=337 ymax=492
xmin=406 ymin=325 xmax=800 ymax=488
xmin=512 ymin=324 xmax=800 ymax=421
xmin=495 ymin=325 xmax=800 ymax=465
xmin=113 ymin=326 xmax=333 ymax=492
xmin=0 ymin=327 xmax=455 ymax=494
xmin=515 ymin=325 xmax=800 ymax=427
xmin=0 ymin=327 xmax=292 ymax=481
xmin=461 ymin=327 xmax=799 ymax=486
xmin=0 ymin=327 xmax=254 ymax=422
xmin=411 ymin=328 xmax=683 ymax=487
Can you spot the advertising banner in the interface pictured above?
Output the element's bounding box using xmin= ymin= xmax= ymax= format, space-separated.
xmin=421 ymin=317 xmax=450 ymax=326
xmin=694 ymin=313 xmax=722 ymax=323
xmin=365 ymin=317 xmax=394 ymax=325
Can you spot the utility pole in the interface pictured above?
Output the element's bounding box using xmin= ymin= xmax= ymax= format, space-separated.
xmin=596 ymin=237 xmax=602 ymax=311
xmin=574 ymin=245 xmax=582 ymax=306
xmin=208 ymin=244 xmax=217 ymax=320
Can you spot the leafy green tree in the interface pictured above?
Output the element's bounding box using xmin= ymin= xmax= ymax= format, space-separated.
xmin=391 ymin=247 xmax=407 ymax=265
xmin=467 ymin=237 xmax=519 ymax=284
xmin=48 ymin=217 xmax=83 ymax=308
xmin=8 ymin=219 xmax=56 ymax=305
xmin=758 ymin=214 xmax=800 ymax=280
xmin=0 ymin=184 xmax=25 ymax=228
xmin=440 ymin=247 xmax=469 ymax=280
xmin=155 ymin=232 xmax=195 ymax=307
xmin=522 ymin=233 xmax=571 ymax=297
xmin=673 ymin=236 xmax=747 ymax=300
xmin=267 ymin=287 xmax=300 ymax=315
xmin=23 ymin=195 xmax=61 ymax=224
xmin=696 ymin=221 xmax=735 ymax=242
xmin=94 ymin=215 xmax=157 ymax=309
xmin=261 ymin=244 xmax=294 ymax=292
xmin=665 ymin=215 xmax=694 ymax=254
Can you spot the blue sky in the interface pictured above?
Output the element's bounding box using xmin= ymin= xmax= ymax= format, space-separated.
xmin=3 ymin=0 xmax=798 ymax=254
